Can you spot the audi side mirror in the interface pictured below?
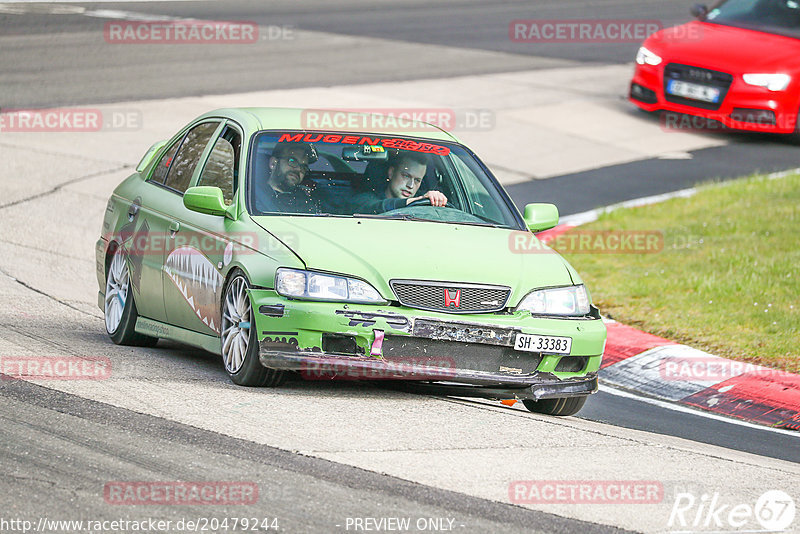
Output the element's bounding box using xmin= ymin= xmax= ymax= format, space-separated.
xmin=690 ymin=4 xmax=709 ymax=19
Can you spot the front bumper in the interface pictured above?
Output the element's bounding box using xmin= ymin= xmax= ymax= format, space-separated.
xmin=252 ymin=289 xmax=605 ymax=401
xmin=260 ymin=349 xmax=598 ymax=401
xmin=630 ymin=63 xmax=800 ymax=134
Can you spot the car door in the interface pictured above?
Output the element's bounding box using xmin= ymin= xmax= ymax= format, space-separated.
xmin=116 ymin=132 xmax=188 ymax=324
xmin=134 ymin=120 xmax=222 ymax=334
xmin=161 ymin=121 xmax=243 ymax=337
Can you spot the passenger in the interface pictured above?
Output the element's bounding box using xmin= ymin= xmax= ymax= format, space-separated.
xmin=255 ymin=141 xmax=320 ymax=214
xmin=352 ymin=152 xmax=447 ymax=214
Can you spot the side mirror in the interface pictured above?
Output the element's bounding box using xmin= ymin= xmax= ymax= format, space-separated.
xmin=523 ymin=203 xmax=559 ymax=232
xmin=184 ymin=186 xmax=230 ymax=217
xmin=690 ymin=4 xmax=708 ymax=19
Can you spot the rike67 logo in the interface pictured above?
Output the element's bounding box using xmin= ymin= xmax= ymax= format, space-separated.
xmin=668 ymin=490 xmax=795 ymax=532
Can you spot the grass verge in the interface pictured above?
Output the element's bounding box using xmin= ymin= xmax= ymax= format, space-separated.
xmin=559 ymin=172 xmax=800 ymax=373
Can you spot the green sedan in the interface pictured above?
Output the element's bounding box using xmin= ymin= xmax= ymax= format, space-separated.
xmin=96 ymin=108 xmax=606 ymax=416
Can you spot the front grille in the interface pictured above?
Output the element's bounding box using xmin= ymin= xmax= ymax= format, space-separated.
xmin=664 ymin=63 xmax=733 ymax=110
xmin=382 ymin=336 xmax=542 ymax=376
xmin=390 ymin=280 xmax=510 ymax=314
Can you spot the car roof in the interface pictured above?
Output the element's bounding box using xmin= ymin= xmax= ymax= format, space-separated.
xmin=195 ymin=107 xmax=462 ymax=143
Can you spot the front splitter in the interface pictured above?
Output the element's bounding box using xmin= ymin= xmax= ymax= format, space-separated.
xmin=259 ymin=346 xmax=598 ymax=401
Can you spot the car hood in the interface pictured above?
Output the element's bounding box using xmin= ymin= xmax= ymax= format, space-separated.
xmin=649 ymin=21 xmax=800 ymax=73
xmin=251 ymin=216 xmax=574 ymax=306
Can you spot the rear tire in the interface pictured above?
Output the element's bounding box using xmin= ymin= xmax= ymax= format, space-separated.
xmin=104 ymin=247 xmax=158 ymax=347
xmin=789 ymin=109 xmax=800 ymax=144
xmin=523 ymin=396 xmax=587 ymax=416
xmin=221 ymin=270 xmax=286 ymax=387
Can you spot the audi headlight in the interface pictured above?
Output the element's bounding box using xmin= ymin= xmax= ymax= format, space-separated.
xmin=275 ymin=268 xmax=387 ymax=304
xmin=516 ymin=285 xmax=590 ymax=316
xmin=743 ymin=73 xmax=791 ymax=91
xmin=635 ymin=46 xmax=662 ymax=66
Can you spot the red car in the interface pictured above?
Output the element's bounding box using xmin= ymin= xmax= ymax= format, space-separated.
xmin=629 ymin=0 xmax=800 ymax=137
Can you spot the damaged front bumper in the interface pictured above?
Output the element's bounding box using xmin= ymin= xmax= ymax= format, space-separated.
xmin=253 ymin=289 xmax=605 ymax=402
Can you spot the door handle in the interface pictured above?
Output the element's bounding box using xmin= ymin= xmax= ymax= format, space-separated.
xmin=169 ymin=221 xmax=180 ymax=237
xmin=127 ymin=205 xmax=139 ymax=221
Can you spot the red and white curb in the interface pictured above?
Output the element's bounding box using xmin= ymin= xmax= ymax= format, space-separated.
xmin=601 ymin=319 xmax=800 ymax=431
xmin=537 ymin=175 xmax=800 ymax=430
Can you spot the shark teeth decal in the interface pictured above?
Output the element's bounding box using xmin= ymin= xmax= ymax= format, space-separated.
xmin=164 ymin=246 xmax=223 ymax=334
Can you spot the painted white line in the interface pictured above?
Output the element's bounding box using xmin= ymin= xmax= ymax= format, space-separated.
xmin=0 ymin=0 xmax=204 ymax=3
xmin=599 ymin=383 xmax=800 ymax=438
xmin=0 ymin=4 xmax=203 ymax=19
xmin=562 ymin=187 xmax=698 ymax=226
xmin=766 ymin=166 xmax=800 ymax=180
xmin=562 ymin=167 xmax=800 ymax=225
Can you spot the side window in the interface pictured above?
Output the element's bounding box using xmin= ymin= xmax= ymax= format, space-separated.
xmin=163 ymin=122 xmax=219 ymax=194
xmin=149 ymin=139 xmax=181 ymax=184
xmin=197 ymin=126 xmax=241 ymax=206
xmin=450 ymin=156 xmax=504 ymax=224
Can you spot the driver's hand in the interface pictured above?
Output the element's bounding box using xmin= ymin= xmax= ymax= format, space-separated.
xmin=407 ymin=190 xmax=448 ymax=207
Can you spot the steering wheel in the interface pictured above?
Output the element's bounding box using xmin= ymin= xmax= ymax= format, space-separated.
xmin=404 ymin=197 xmax=458 ymax=209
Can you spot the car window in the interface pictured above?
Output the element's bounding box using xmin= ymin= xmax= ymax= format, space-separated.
xmin=708 ymin=0 xmax=800 ymax=33
xmin=197 ymin=126 xmax=240 ymax=206
xmin=449 ymin=156 xmax=506 ymax=225
xmin=150 ymin=138 xmax=181 ymax=184
xmin=163 ymin=121 xmax=219 ymax=194
xmin=247 ymin=131 xmax=523 ymax=229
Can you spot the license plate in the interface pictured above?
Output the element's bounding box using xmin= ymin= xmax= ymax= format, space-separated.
xmin=667 ymin=80 xmax=720 ymax=103
xmin=514 ymin=334 xmax=572 ymax=354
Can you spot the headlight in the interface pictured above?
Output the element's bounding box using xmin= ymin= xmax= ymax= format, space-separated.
xmin=275 ymin=268 xmax=387 ymax=304
xmin=635 ymin=46 xmax=662 ymax=66
xmin=516 ymin=285 xmax=590 ymax=316
xmin=742 ymin=73 xmax=791 ymax=91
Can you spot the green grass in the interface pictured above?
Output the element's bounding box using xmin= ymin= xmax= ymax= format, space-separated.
xmin=561 ymin=172 xmax=800 ymax=373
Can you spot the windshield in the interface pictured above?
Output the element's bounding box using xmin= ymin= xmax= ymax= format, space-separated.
xmin=246 ymin=131 xmax=523 ymax=229
xmin=705 ymin=0 xmax=800 ymax=36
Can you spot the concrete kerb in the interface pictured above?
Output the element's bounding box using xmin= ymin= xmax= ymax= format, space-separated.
xmin=543 ymin=170 xmax=800 ymax=431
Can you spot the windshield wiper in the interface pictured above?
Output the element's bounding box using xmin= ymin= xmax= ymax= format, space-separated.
xmin=355 ymin=214 xmax=508 ymax=227
xmin=354 ymin=213 xmax=421 ymax=220
xmin=452 ymin=220 xmax=508 ymax=228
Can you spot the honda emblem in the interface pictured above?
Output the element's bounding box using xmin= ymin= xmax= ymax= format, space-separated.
xmin=444 ymin=289 xmax=461 ymax=308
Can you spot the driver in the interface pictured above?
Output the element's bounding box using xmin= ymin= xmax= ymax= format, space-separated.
xmin=352 ymin=152 xmax=447 ymax=214
xmin=255 ymin=141 xmax=320 ymax=214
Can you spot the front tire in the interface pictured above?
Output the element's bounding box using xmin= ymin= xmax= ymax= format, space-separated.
xmin=221 ymin=270 xmax=286 ymax=387
xmin=104 ymin=247 xmax=157 ymax=347
xmin=788 ymin=109 xmax=800 ymax=144
xmin=522 ymin=396 xmax=587 ymax=417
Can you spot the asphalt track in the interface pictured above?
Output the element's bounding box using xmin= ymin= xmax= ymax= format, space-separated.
xmin=1 ymin=1 xmax=799 ymax=533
